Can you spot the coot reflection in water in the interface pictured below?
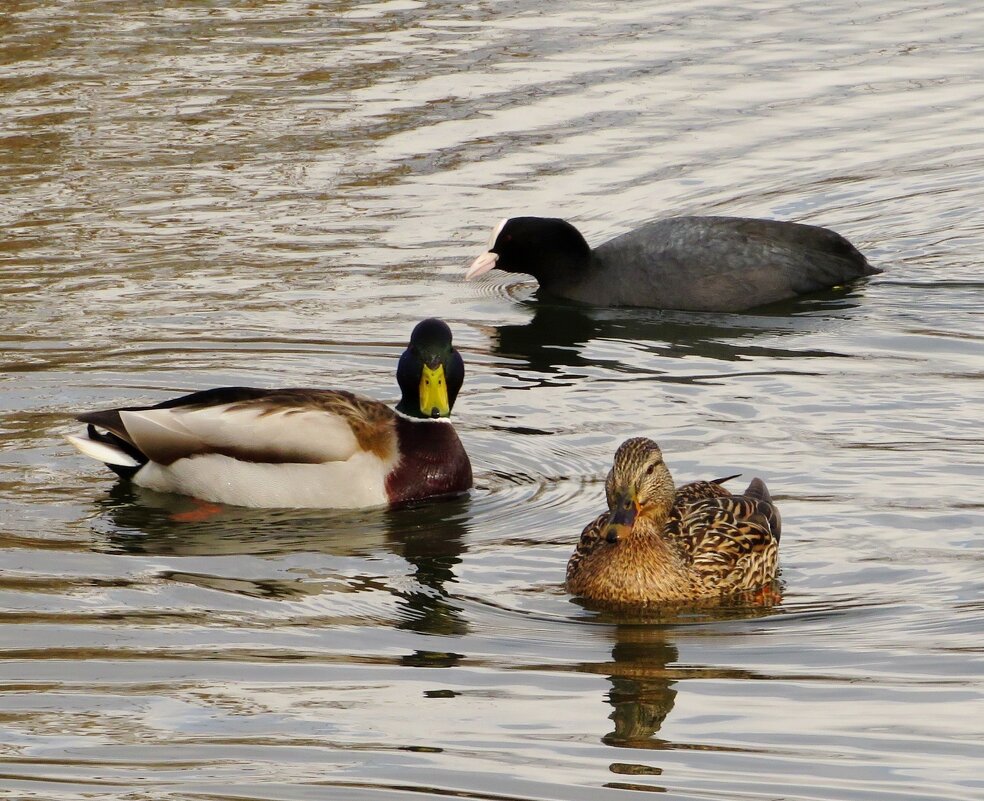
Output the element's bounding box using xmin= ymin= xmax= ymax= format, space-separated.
xmin=486 ymin=291 xmax=867 ymax=375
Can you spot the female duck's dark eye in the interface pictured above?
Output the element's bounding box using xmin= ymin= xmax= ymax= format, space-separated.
xmin=645 ymin=464 xmax=656 ymax=476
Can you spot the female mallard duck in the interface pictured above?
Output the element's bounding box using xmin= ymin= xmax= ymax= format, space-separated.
xmin=66 ymin=318 xmax=472 ymax=509
xmin=566 ymin=438 xmax=781 ymax=605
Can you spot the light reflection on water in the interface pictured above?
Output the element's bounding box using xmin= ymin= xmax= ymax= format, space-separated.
xmin=2 ymin=1 xmax=984 ymax=799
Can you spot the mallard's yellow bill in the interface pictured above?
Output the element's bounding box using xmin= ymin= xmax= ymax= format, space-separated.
xmin=419 ymin=364 xmax=450 ymax=418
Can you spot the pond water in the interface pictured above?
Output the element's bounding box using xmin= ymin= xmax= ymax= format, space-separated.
xmin=2 ymin=1 xmax=983 ymax=799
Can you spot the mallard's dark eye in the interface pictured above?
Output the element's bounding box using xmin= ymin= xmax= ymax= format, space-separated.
xmin=645 ymin=464 xmax=656 ymax=476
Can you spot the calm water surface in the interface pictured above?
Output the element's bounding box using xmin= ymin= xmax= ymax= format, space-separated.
xmin=2 ymin=2 xmax=984 ymax=799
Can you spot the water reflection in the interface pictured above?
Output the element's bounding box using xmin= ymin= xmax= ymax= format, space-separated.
xmin=88 ymin=483 xmax=472 ymax=637
xmin=574 ymin=598 xmax=783 ymax=751
xmin=603 ymin=630 xmax=680 ymax=750
xmin=91 ymin=483 xmax=394 ymax=557
xmin=485 ymin=294 xmax=863 ymax=373
xmin=388 ymin=502 xmax=469 ymax=639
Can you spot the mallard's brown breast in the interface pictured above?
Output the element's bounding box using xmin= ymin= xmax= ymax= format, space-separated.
xmin=385 ymin=417 xmax=472 ymax=505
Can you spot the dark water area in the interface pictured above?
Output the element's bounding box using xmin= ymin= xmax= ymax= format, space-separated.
xmin=2 ymin=2 xmax=983 ymax=799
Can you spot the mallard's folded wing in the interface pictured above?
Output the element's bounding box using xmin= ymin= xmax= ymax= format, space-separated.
xmin=566 ymin=511 xmax=610 ymax=584
xmin=78 ymin=388 xmax=396 ymax=466
xmin=677 ymin=495 xmax=780 ymax=592
xmin=742 ymin=477 xmax=782 ymax=539
xmin=673 ymin=476 xmax=738 ymax=507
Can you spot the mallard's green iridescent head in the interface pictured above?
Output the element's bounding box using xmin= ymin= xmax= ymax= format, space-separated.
xmin=396 ymin=318 xmax=464 ymax=419
xmin=604 ymin=437 xmax=675 ymax=544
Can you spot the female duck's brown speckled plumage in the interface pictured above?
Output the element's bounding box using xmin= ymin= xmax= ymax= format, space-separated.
xmin=566 ymin=438 xmax=781 ymax=606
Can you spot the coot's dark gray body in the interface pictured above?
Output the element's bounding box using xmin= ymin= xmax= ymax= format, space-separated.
xmin=466 ymin=215 xmax=879 ymax=312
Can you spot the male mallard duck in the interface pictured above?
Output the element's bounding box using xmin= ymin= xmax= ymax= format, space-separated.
xmin=466 ymin=215 xmax=879 ymax=311
xmin=566 ymin=438 xmax=781 ymax=605
xmin=66 ymin=318 xmax=472 ymax=509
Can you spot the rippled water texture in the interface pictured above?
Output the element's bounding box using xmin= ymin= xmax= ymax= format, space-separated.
xmin=2 ymin=1 xmax=984 ymax=799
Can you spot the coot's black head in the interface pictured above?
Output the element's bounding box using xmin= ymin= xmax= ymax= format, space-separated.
xmin=396 ymin=318 xmax=465 ymax=419
xmin=465 ymin=216 xmax=592 ymax=287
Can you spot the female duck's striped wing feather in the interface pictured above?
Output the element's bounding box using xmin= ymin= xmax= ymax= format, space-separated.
xmin=674 ymin=492 xmax=781 ymax=592
xmin=673 ymin=476 xmax=739 ymax=507
xmin=569 ymin=477 xmax=747 ymax=586
xmin=567 ymin=511 xmax=610 ymax=583
xmin=77 ymin=387 xmax=397 ymax=466
xmin=665 ymin=477 xmax=738 ymax=548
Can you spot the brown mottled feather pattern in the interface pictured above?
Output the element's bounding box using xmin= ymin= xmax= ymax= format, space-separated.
xmin=682 ymin=496 xmax=780 ymax=592
xmin=567 ymin=512 xmax=609 ymax=579
xmin=566 ymin=440 xmax=781 ymax=606
xmin=567 ymin=479 xmax=733 ymax=585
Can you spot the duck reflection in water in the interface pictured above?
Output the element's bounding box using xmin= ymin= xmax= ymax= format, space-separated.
xmin=92 ymin=484 xmax=470 ymax=641
xmin=602 ymin=628 xmax=681 ymax=750
xmin=386 ymin=498 xmax=471 ymax=644
xmin=577 ymin=603 xmax=781 ymax=791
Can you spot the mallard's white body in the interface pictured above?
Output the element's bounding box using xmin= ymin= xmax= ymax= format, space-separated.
xmin=132 ymin=451 xmax=392 ymax=508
